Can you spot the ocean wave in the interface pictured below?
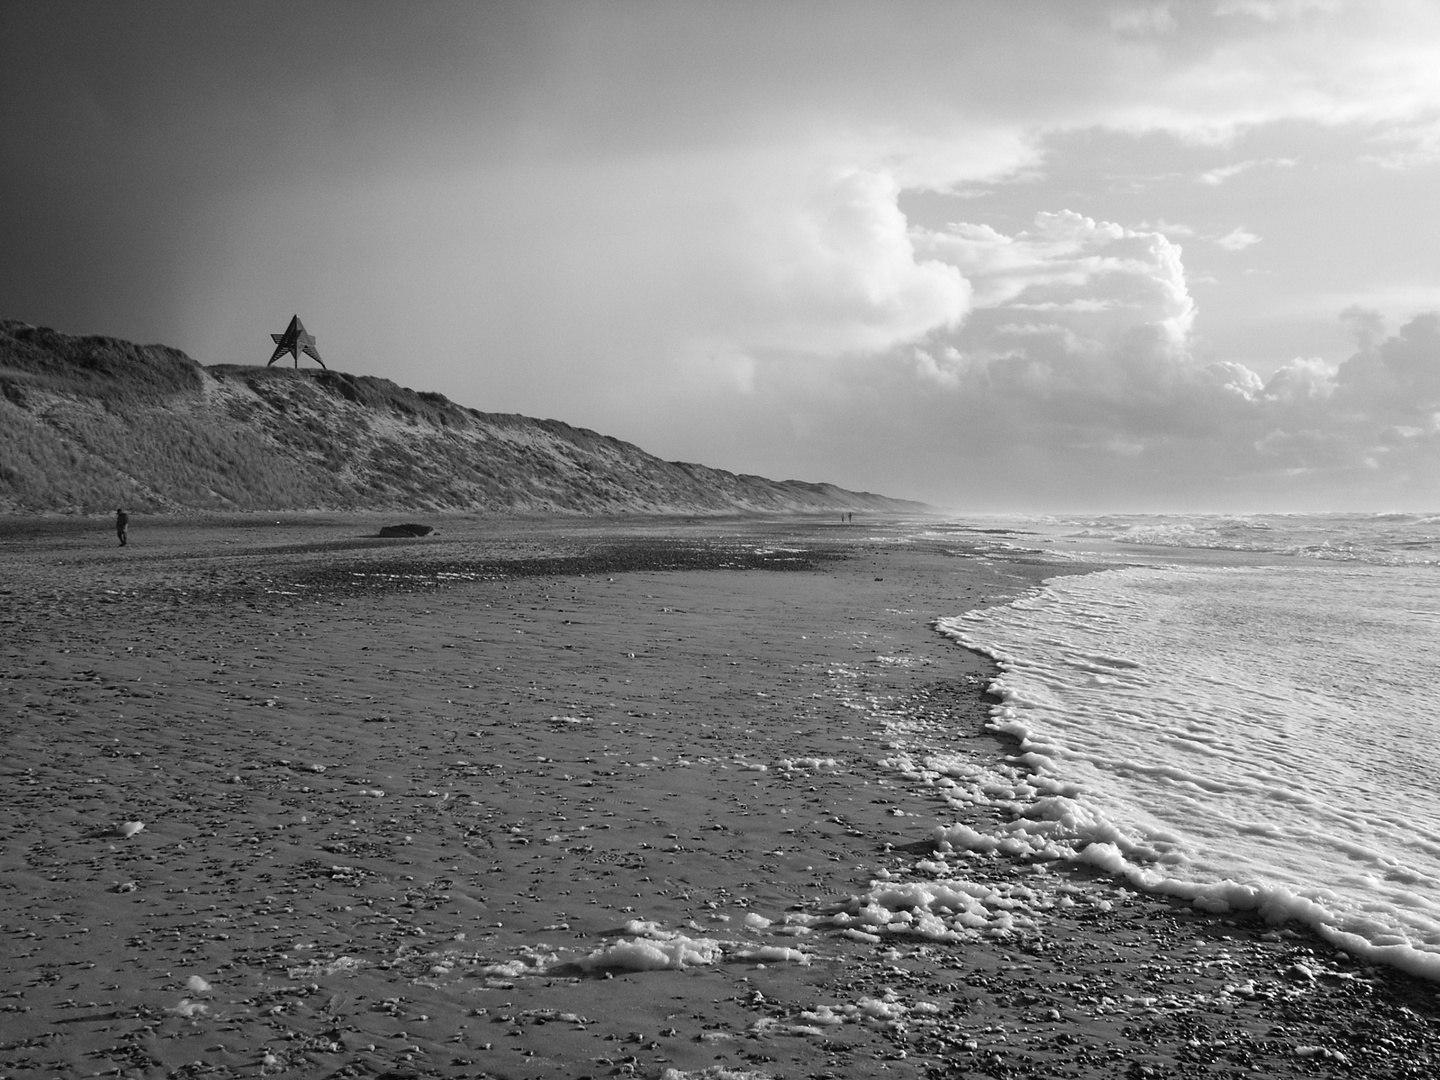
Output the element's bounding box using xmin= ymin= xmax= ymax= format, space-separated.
xmin=916 ymin=560 xmax=1440 ymax=982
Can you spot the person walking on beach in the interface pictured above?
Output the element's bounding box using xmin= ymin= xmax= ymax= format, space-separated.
xmin=115 ymin=508 xmax=128 ymax=547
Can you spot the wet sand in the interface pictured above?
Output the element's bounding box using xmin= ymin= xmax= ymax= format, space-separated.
xmin=2 ymin=514 xmax=1437 ymax=1079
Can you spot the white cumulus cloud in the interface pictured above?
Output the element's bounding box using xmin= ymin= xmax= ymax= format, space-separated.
xmin=1215 ymin=227 xmax=1263 ymax=250
xmin=919 ymin=210 xmax=1196 ymax=347
xmin=715 ymin=167 xmax=972 ymax=358
xmin=1197 ymin=157 xmax=1296 ymax=184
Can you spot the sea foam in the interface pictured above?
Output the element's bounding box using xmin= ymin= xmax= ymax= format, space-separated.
xmin=933 ymin=559 xmax=1440 ymax=980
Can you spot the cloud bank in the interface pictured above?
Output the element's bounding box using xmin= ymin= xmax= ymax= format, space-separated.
xmin=901 ymin=207 xmax=1440 ymax=509
xmin=5 ymin=1 xmax=1440 ymax=509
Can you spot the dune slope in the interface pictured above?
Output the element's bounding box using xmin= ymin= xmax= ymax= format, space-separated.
xmin=0 ymin=320 xmax=926 ymax=516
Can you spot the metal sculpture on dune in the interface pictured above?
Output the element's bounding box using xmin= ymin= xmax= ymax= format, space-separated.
xmin=267 ymin=315 xmax=326 ymax=369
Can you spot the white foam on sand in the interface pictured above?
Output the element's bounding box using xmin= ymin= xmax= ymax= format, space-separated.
xmin=438 ymin=917 xmax=814 ymax=983
xmin=906 ymin=562 xmax=1440 ymax=981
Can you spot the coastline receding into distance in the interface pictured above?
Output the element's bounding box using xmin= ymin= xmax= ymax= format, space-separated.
xmin=3 ymin=512 xmax=1437 ymax=1079
xmin=10 ymin=7 xmax=1440 ymax=1073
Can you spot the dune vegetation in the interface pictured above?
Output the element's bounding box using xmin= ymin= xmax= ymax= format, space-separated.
xmin=0 ymin=320 xmax=926 ymax=516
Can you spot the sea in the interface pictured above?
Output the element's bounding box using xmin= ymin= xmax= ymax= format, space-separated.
xmin=876 ymin=513 xmax=1440 ymax=980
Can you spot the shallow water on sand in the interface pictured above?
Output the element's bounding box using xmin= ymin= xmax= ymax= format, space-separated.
xmin=929 ymin=513 xmax=1440 ymax=979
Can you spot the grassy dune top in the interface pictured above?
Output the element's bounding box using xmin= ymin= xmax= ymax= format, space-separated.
xmin=0 ymin=319 xmax=927 ymax=517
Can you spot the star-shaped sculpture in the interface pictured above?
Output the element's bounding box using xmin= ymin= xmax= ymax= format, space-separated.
xmin=267 ymin=314 xmax=326 ymax=368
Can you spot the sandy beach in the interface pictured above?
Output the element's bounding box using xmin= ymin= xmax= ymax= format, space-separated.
xmin=2 ymin=514 xmax=1437 ymax=1080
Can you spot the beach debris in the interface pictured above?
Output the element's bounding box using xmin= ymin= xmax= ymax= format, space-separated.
xmin=816 ymin=875 xmax=1044 ymax=943
xmin=575 ymin=932 xmax=723 ymax=972
xmin=732 ymin=945 xmax=810 ymax=965
xmin=563 ymin=918 xmax=814 ymax=976
xmin=378 ymin=523 xmax=434 ymax=537
xmin=478 ymin=949 xmax=560 ymax=980
xmin=777 ymin=757 xmax=840 ymax=775
xmin=797 ymin=1005 xmax=847 ymax=1027
xmin=266 ymin=314 xmax=325 ymax=368
xmin=286 ymin=955 xmax=364 ymax=979
xmin=115 ymin=820 xmax=145 ymax=839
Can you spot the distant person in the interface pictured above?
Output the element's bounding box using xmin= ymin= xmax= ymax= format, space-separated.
xmin=115 ymin=508 xmax=128 ymax=547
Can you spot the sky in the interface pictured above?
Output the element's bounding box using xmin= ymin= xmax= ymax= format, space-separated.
xmin=3 ymin=0 xmax=1440 ymax=512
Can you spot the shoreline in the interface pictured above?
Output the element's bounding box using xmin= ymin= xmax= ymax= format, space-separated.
xmin=2 ymin=515 xmax=1437 ymax=1079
